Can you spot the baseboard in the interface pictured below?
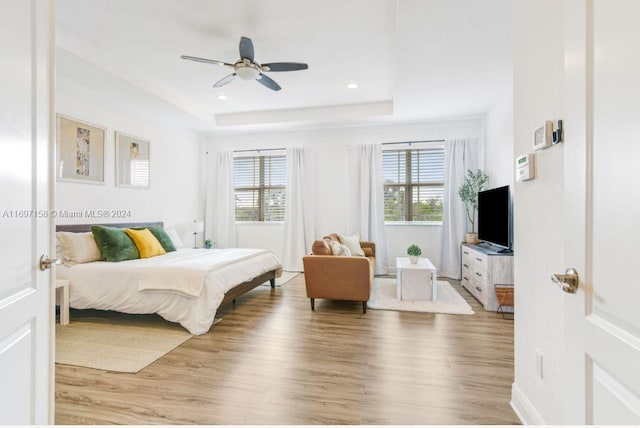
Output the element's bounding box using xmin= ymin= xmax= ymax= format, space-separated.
xmin=510 ymin=383 xmax=546 ymax=425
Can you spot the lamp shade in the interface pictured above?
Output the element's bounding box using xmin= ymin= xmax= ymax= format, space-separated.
xmin=189 ymin=220 xmax=204 ymax=234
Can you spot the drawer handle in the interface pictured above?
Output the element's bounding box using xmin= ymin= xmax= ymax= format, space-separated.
xmin=475 ymin=286 xmax=482 ymax=292
xmin=463 ymin=251 xmax=470 ymax=255
xmin=475 ymin=257 xmax=483 ymax=262
xmin=463 ymin=263 xmax=469 ymax=268
xmin=463 ymin=276 xmax=469 ymax=281
xmin=475 ymin=272 xmax=482 ymax=277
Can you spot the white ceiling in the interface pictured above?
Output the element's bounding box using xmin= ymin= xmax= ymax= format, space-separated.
xmin=55 ymin=0 xmax=512 ymax=135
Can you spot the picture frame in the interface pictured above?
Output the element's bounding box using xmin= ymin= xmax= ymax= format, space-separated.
xmin=56 ymin=115 xmax=106 ymax=184
xmin=115 ymin=132 xmax=150 ymax=189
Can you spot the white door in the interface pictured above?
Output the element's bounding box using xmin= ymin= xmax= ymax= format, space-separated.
xmin=563 ymin=0 xmax=640 ymax=423
xmin=0 ymin=0 xmax=54 ymax=424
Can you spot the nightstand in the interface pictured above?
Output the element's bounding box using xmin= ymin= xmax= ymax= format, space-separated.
xmin=55 ymin=279 xmax=69 ymax=325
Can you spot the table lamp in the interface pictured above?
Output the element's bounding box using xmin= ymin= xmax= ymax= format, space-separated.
xmin=189 ymin=220 xmax=204 ymax=248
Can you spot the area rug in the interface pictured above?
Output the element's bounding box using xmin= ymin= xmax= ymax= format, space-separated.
xmin=262 ymin=270 xmax=298 ymax=287
xmin=55 ymin=315 xmax=193 ymax=373
xmin=367 ymin=277 xmax=475 ymax=315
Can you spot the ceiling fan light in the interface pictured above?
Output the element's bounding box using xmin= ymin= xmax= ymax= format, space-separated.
xmin=347 ymin=82 xmax=359 ymax=89
xmin=236 ymin=65 xmax=260 ymax=81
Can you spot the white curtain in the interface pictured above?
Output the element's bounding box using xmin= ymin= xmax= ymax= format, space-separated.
xmin=439 ymin=138 xmax=478 ymax=279
xmin=347 ymin=144 xmax=388 ymax=275
xmin=282 ymin=147 xmax=314 ymax=272
xmin=204 ymin=151 xmax=237 ymax=248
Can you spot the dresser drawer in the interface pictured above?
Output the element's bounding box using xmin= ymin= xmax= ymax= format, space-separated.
xmin=473 ymin=267 xmax=487 ymax=295
xmin=472 ymin=267 xmax=488 ymax=286
xmin=461 ymin=256 xmax=473 ymax=272
xmin=472 ymin=252 xmax=488 ymax=270
xmin=461 ymin=247 xmax=474 ymax=260
xmin=461 ymin=271 xmax=472 ymax=289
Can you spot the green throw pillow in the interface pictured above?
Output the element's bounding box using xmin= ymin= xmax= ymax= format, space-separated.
xmin=91 ymin=225 xmax=140 ymax=262
xmin=133 ymin=225 xmax=176 ymax=252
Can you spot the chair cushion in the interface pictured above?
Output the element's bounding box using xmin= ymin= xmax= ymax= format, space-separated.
xmin=323 ymin=233 xmax=340 ymax=242
xmin=329 ymin=240 xmax=352 ymax=256
xmin=311 ymin=239 xmax=332 ymax=255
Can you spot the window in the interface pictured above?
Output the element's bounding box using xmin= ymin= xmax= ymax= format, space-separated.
xmin=234 ymin=154 xmax=286 ymax=222
xmin=382 ymin=147 xmax=445 ymax=222
xmin=129 ymin=159 xmax=149 ymax=187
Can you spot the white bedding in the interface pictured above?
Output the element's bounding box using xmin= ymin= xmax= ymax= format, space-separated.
xmin=56 ymin=248 xmax=282 ymax=335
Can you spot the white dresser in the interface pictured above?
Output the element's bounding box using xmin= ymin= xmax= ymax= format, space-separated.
xmin=460 ymin=243 xmax=513 ymax=312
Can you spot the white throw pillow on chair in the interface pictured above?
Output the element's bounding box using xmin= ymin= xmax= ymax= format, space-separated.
xmin=338 ymin=233 xmax=365 ymax=256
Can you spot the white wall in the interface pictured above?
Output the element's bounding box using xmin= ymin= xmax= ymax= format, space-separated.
xmin=206 ymin=118 xmax=482 ymax=268
xmin=485 ymin=90 xmax=514 ymax=189
xmin=56 ymin=73 xmax=204 ymax=245
xmin=511 ymin=1 xmax=565 ymax=424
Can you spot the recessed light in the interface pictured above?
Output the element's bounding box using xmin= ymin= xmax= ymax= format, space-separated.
xmin=347 ymin=82 xmax=359 ymax=89
xmin=217 ymin=94 xmax=228 ymax=100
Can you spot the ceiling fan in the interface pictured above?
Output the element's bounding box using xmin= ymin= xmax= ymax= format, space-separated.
xmin=181 ymin=36 xmax=308 ymax=91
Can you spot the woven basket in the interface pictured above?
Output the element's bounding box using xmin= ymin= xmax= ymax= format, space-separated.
xmin=494 ymin=285 xmax=514 ymax=307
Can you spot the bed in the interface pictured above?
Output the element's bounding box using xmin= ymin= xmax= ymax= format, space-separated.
xmin=55 ymin=222 xmax=282 ymax=335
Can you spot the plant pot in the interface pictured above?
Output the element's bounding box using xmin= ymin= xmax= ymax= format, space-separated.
xmin=465 ymin=233 xmax=479 ymax=244
xmin=409 ymin=255 xmax=419 ymax=264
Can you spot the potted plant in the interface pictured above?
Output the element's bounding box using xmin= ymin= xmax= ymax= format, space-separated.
xmin=204 ymin=239 xmax=214 ymax=249
xmin=407 ymin=244 xmax=422 ymax=264
xmin=458 ymin=169 xmax=489 ymax=244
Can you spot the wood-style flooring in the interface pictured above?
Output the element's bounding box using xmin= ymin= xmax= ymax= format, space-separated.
xmin=55 ymin=274 xmax=519 ymax=425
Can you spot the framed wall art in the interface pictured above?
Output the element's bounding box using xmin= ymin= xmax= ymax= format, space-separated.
xmin=115 ymin=132 xmax=150 ymax=189
xmin=56 ymin=115 xmax=105 ymax=184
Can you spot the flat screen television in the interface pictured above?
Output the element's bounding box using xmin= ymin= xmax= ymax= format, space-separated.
xmin=477 ymin=185 xmax=511 ymax=251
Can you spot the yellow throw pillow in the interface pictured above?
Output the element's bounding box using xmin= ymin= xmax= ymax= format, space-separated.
xmin=125 ymin=228 xmax=166 ymax=258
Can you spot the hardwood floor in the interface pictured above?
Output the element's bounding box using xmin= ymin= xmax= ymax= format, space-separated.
xmin=55 ymin=274 xmax=519 ymax=425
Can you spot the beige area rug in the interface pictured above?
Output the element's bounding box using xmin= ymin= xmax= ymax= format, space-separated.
xmin=367 ymin=277 xmax=475 ymax=315
xmin=56 ymin=314 xmax=193 ymax=373
xmin=262 ymin=270 xmax=298 ymax=287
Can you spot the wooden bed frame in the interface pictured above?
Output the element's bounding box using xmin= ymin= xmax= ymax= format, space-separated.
xmin=55 ymin=221 xmax=277 ymax=308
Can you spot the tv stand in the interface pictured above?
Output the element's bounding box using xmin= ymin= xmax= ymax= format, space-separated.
xmin=461 ymin=243 xmax=514 ymax=312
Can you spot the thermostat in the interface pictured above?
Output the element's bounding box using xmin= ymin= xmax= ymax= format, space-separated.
xmin=533 ymin=121 xmax=553 ymax=150
xmin=516 ymin=153 xmax=535 ymax=181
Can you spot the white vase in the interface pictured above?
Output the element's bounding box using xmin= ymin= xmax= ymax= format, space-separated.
xmin=409 ymin=255 xmax=419 ymax=264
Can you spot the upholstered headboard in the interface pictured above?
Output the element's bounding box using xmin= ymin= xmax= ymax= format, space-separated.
xmin=55 ymin=221 xmax=164 ymax=233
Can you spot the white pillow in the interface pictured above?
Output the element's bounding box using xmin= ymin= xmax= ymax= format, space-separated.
xmin=56 ymin=231 xmax=101 ymax=266
xmin=329 ymin=240 xmax=352 ymax=257
xmin=338 ymin=233 xmax=365 ymax=256
xmin=164 ymin=227 xmax=184 ymax=249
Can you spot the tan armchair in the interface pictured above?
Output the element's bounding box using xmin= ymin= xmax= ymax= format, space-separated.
xmin=302 ymin=241 xmax=375 ymax=313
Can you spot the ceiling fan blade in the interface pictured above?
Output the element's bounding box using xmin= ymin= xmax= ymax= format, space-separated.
xmin=239 ymin=37 xmax=255 ymax=61
xmin=180 ymin=55 xmax=234 ymax=68
xmin=256 ymin=73 xmax=281 ymax=91
xmin=261 ymin=62 xmax=308 ymax=72
xmin=213 ymin=73 xmax=237 ymax=88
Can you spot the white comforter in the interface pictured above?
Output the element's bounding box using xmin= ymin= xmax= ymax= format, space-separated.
xmin=57 ymin=248 xmax=282 ymax=335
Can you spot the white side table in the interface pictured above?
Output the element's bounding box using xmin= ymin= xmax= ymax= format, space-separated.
xmin=55 ymin=279 xmax=69 ymax=326
xmin=396 ymin=257 xmax=438 ymax=301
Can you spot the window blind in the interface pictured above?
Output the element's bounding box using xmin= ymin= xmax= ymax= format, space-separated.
xmin=234 ymin=154 xmax=286 ymax=222
xmin=382 ymin=148 xmax=445 ymax=222
xmin=129 ymin=159 xmax=149 ymax=187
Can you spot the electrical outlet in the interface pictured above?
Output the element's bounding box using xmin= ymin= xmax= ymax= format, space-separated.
xmin=535 ymin=349 xmax=544 ymax=379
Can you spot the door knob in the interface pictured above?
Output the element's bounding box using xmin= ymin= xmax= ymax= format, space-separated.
xmin=551 ymin=268 xmax=579 ymax=293
xmin=39 ymin=255 xmax=60 ymax=271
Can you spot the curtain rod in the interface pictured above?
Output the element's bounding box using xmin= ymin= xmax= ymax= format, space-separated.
xmin=381 ymin=139 xmax=445 ymax=146
xmin=233 ymin=147 xmax=286 ymax=153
